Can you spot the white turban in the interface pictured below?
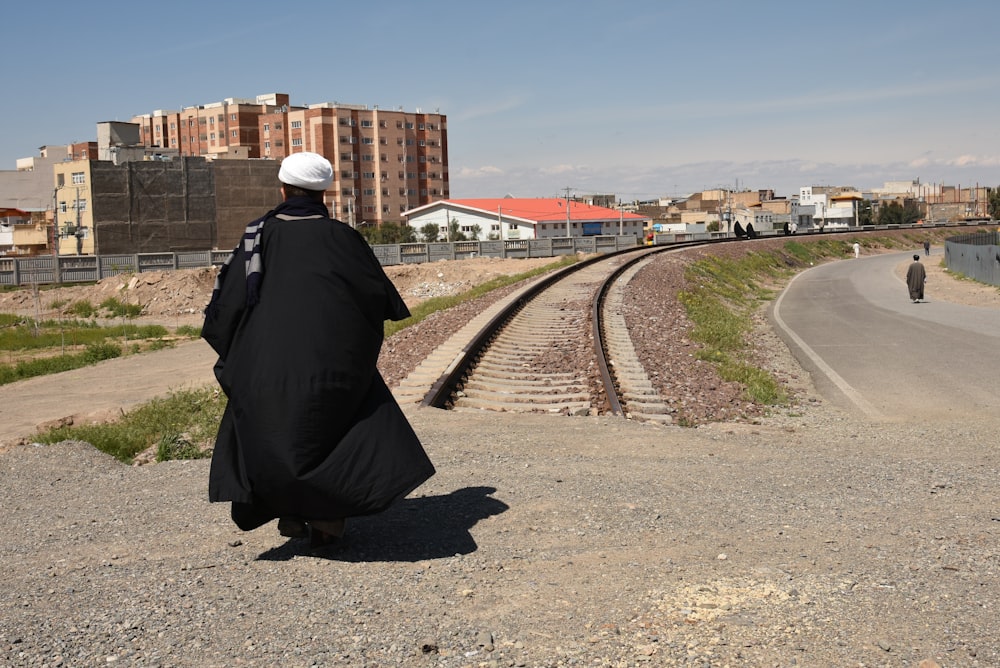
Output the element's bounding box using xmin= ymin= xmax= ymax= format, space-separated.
xmin=278 ymin=152 xmax=333 ymax=191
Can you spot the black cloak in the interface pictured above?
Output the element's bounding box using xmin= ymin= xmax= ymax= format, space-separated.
xmin=202 ymin=201 xmax=435 ymax=531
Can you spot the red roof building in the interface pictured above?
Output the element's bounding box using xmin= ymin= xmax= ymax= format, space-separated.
xmin=404 ymin=198 xmax=649 ymax=241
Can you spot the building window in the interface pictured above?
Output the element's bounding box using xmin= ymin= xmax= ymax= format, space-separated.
xmin=362 ymin=137 xmax=374 ymax=145
xmin=340 ymin=153 xmax=353 ymax=162
xmin=263 ymin=123 xmax=269 ymax=132
xmin=210 ymin=133 xmax=216 ymax=140
xmin=265 ymin=141 xmax=270 ymax=149
xmin=59 ymin=201 xmax=67 ymax=213
xmin=77 ymin=199 xmax=87 ymax=212
xmin=361 ymin=120 xmax=373 ymax=128
xmin=291 ymin=120 xmax=302 ymax=129
xmin=232 ymin=130 xmax=238 ymax=138
xmin=56 ymin=174 xmax=65 ymax=187
xmin=231 ymin=114 xmax=237 ymax=121
xmin=292 ymin=138 xmax=303 ymax=147
xmin=71 ymin=172 xmax=85 ymax=185
xmin=364 ymin=188 xmax=375 ymax=196
xmin=362 ymin=172 xmax=375 ymax=179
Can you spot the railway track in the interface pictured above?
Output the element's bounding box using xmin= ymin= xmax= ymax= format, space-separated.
xmin=390 ymin=223 xmax=985 ymax=422
xmin=392 ymin=245 xmax=692 ymax=422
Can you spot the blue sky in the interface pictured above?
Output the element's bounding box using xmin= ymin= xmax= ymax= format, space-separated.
xmin=4 ymin=0 xmax=999 ymax=200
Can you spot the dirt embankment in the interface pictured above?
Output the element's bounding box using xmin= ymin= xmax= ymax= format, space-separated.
xmin=0 ymin=257 xmax=564 ymax=329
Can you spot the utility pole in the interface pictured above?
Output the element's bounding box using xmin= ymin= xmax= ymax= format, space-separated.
xmin=563 ymin=187 xmax=572 ymax=237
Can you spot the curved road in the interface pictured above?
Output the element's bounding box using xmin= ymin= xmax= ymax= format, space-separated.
xmin=772 ymin=250 xmax=1000 ymax=422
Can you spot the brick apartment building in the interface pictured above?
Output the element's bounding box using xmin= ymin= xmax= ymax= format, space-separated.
xmin=130 ymin=93 xmax=449 ymax=226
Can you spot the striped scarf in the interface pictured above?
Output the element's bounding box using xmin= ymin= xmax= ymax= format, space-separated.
xmin=207 ymin=198 xmax=331 ymax=312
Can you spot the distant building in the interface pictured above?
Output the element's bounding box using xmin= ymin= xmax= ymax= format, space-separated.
xmin=130 ymin=93 xmax=449 ymax=225
xmin=404 ymin=198 xmax=648 ymax=241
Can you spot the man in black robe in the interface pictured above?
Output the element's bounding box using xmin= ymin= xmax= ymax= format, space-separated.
xmin=202 ymin=152 xmax=434 ymax=546
xmin=906 ymin=254 xmax=927 ymax=303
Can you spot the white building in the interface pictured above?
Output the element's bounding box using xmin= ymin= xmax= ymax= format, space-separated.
xmin=404 ymin=198 xmax=649 ymax=241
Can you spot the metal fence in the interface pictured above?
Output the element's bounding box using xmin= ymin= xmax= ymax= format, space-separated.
xmin=1 ymin=236 xmax=638 ymax=288
xmin=945 ymin=231 xmax=1000 ymax=287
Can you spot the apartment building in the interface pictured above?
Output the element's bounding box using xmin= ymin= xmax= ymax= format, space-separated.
xmin=130 ymin=93 xmax=449 ymax=225
xmin=52 ymin=160 xmax=96 ymax=255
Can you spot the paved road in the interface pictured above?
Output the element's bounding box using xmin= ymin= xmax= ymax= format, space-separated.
xmin=772 ymin=250 xmax=1000 ymax=422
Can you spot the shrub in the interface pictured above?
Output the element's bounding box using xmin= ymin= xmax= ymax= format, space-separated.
xmin=82 ymin=342 xmax=122 ymax=363
xmin=68 ymin=300 xmax=97 ymax=318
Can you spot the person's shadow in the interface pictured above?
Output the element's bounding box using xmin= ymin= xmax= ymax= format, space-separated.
xmin=256 ymin=486 xmax=508 ymax=562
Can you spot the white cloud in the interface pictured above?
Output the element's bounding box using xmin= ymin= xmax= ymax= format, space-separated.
xmin=454 ymin=165 xmax=505 ymax=179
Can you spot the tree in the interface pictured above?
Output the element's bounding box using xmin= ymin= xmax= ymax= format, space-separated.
xmin=468 ymin=224 xmax=482 ymax=241
xmin=447 ymin=217 xmax=466 ymax=242
xmin=858 ymin=199 xmax=874 ymax=226
xmin=357 ymin=222 xmax=416 ymax=245
xmin=420 ymin=223 xmax=439 ymax=243
xmin=877 ymin=200 xmax=922 ymax=226
xmin=988 ymin=187 xmax=1000 ymax=220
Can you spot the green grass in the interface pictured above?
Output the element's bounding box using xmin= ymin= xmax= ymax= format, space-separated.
xmin=34 ymin=386 xmax=226 ymax=463
xmin=0 ymin=316 xmax=172 ymax=386
xmin=0 ymin=342 xmax=123 ymax=385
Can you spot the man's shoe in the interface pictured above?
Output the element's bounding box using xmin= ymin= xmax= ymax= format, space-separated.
xmin=277 ymin=517 xmax=309 ymax=539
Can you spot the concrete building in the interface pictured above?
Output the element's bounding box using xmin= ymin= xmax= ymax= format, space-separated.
xmin=131 ymin=93 xmax=449 ymax=226
xmin=404 ymin=198 xmax=648 ymax=241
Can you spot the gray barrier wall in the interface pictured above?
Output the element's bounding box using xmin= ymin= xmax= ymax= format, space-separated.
xmin=0 ymin=236 xmax=639 ymax=287
xmin=945 ymin=231 xmax=1000 ymax=287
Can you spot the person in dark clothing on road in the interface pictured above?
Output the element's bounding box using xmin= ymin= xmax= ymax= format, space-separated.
xmin=906 ymin=254 xmax=927 ymax=303
xmin=202 ymin=152 xmax=434 ymax=547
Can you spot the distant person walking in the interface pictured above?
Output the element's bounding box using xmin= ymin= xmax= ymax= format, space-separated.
xmin=853 ymin=242 xmax=860 ymax=259
xmin=923 ymin=240 xmax=931 ymax=256
xmin=906 ymin=254 xmax=927 ymax=303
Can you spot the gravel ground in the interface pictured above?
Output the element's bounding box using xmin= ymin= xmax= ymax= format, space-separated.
xmin=3 ymin=230 xmax=997 ymax=667
xmin=3 ymin=408 xmax=997 ymax=667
